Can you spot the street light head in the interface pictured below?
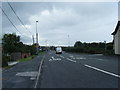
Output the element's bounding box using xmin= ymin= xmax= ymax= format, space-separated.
xmin=36 ymin=21 xmax=38 ymax=22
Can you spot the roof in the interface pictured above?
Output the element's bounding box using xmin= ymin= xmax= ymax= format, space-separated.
xmin=112 ymin=21 xmax=120 ymax=35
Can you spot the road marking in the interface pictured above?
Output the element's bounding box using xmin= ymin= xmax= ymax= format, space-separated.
xmin=97 ymin=59 xmax=107 ymax=61
xmin=67 ymin=58 xmax=76 ymax=63
xmin=49 ymin=56 xmax=61 ymax=61
xmin=94 ymin=54 xmax=103 ymax=56
xmin=59 ymin=55 xmax=65 ymax=58
xmin=84 ymin=64 xmax=120 ymax=78
xmin=30 ymin=77 xmax=36 ymax=80
xmin=16 ymin=71 xmax=38 ymax=77
xmin=56 ymin=55 xmax=59 ymax=57
xmin=49 ymin=59 xmax=53 ymax=61
xmin=69 ymin=55 xmax=74 ymax=58
xmin=76 ymin=57 xmax=86 ymax=60
xmin=34 ymin=55 xmax=45 ymax=88
xmin=56 ymin=54 xmax=64 ymax=59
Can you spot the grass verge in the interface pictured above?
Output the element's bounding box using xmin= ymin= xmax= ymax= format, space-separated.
xmin=17 ymin=55 xmax=36 ymax=62
xmin=38 ymin=51 xmax=46 ymax=55
xmin=3 ymin=65 xmax=14 ymax=70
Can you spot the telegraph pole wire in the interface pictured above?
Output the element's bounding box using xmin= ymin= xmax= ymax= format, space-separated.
xmin=7 ymin=2 xmax=32 ymax=35
xmin=1 ymin=6 xmax=22 ymax=35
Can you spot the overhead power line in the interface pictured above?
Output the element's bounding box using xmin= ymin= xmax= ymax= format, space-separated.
xmin=0 ymin=6 xmax=22 ymax=35
xmin=7 ymin=2 xmax=32 ymax=35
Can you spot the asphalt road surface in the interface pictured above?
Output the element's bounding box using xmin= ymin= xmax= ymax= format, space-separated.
xmin=2 ymin=50 xmax=120 ymax=88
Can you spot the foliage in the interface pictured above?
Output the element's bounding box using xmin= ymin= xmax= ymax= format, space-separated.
xmin=2 ymin=55 xmax=9 ymax=67
xmin=63 ymin=41 xmax=114 ymax=55
xmin=2 ymin=33 xmax=20 ymax=54
xmin=2 ymin=33 xmax=36 ymax=55
xmin=2 ymin=33 xmax=36 ymax=67
xmin=17 ymin=55 xmax=36 ymax=62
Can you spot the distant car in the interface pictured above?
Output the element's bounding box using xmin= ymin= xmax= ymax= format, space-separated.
xmin=56 ymin=47 xmax=62 ymax=54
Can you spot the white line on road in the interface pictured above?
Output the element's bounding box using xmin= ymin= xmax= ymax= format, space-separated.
xmin=49 ymin=56 xmax=61 ymax=61
xmin=97 ymin=59 xmax=107 ymax=61
xmin=67 ymin=58 xmax=76 ymax=63
xmin=84 ymin=64 xmax=120 ymax=78
xmin=59 ymin=55 xmax=65 ymax=58
xmin=34 ymin=55 xmax=45 ymax=88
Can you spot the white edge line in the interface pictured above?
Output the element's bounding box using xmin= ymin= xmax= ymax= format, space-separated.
xmin=34 ymin=55 xmax=45 ymax=88
xmin=84 ymin=64 xmax=120 ymax=78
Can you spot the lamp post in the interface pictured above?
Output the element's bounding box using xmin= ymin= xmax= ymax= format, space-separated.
xmin=36 ymin=21 xmax=38 ymax=44
xmin=36 ymin=21 xmax=39 ymax=54
xmin=104 ymin=41 xmax=107 ymax=54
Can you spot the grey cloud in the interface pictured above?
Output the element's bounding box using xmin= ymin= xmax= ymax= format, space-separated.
xmin=2 ymin=2 xmax=118 ymax=46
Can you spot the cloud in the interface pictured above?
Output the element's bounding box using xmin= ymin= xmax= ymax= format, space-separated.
xmin=2 ymin=2 xmax=118 ymax=46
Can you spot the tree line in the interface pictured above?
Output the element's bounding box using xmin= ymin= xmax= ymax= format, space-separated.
xmin=63 ymin=41 xmax=114 ymax=54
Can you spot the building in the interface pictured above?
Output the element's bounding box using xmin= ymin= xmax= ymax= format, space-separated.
xmin=0 ymin=43 xmax=2 ymax=67
xmin=112 ymin=21 xmax=120 ymax=55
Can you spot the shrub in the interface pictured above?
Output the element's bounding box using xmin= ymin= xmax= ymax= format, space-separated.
xmin=2 ymin=55 xmax=10 ymax=67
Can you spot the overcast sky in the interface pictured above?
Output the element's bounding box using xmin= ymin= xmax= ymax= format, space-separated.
xmin=2 ymin=2 xmax=118 ymax=46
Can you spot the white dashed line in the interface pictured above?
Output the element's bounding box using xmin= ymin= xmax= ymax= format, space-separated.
xmin=84 ymin=64 xmax=120 ymax=78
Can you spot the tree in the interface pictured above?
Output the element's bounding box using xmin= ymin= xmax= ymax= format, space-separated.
xmin=74 ymin=41 xmax=83 ymax=47
xmin=2 ymin=33 xmax=20 ymax=54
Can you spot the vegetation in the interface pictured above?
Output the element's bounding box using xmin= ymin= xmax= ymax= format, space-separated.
xmin=17 ymin=55 xmax=36 ymax=62
xmin=2 ymin=33 xmax=37 ymax=67
xmin=63 ymin=41 xmax=114 ymax=55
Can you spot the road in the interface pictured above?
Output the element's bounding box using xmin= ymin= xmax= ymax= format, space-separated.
xmin=2 ymin=50 xmax=120 ymax=88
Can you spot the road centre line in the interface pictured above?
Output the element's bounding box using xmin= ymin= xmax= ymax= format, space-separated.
xmin=59 ymin=55 xmax=65 ymax=58
xmin=34 ymin=55 xmax=45 ymax=88
xmin=67 ymin=58 xmax=76 ymax=63
xmin=56 ymin=54 xmax=65 ymax=59
xmin=84 ymin=64 xmax=120 ymax=78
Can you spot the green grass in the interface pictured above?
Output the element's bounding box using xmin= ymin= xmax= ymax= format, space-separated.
xmin=3 ymin=55 xmax=37 ymax=70
xmin=38 ymin=51 xmax=46 ymax=55
xmin=17 ymin=55 xmax=36 ymax=62
xmin=3 ymin=65 xmax=14 ymax=69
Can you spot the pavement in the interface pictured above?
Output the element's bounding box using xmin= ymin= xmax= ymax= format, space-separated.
xmin=2 ymin=50 xmax=120 ymax=88
xmin=2 ymin=54 xmax=44 ymax=88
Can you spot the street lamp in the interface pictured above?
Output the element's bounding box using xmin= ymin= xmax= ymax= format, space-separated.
xmin=36 ymin=21 xmax=39 ymax=54
xmin=36 ymin=21 xmax=38 ymax=44
xmin=104 ymin=41 xmax=107 ymax=53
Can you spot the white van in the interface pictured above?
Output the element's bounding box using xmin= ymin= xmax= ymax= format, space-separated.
xmin=56 ymin=47 xmax=62 ymax=54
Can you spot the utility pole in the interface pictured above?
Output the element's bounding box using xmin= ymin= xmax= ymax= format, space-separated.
xmin=104 ymin=41 xmax=107 ymax=53
xmin=45 ymin=40 xmax=48 ymax=47
xmin=32 ymin=35 xmax=34 ymax=44
xmin=68 ymin=35 xmax=70 ymax=47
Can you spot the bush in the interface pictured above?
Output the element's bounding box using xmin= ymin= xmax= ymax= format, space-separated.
xmin=2 ymin=55 xmax=10 ymax=67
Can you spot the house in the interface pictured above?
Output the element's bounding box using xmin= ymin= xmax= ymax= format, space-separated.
xmin=0 ymin=44 xmax=2 ymax=67
xmin=112 ymin=21 xmax=120 ymax=55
